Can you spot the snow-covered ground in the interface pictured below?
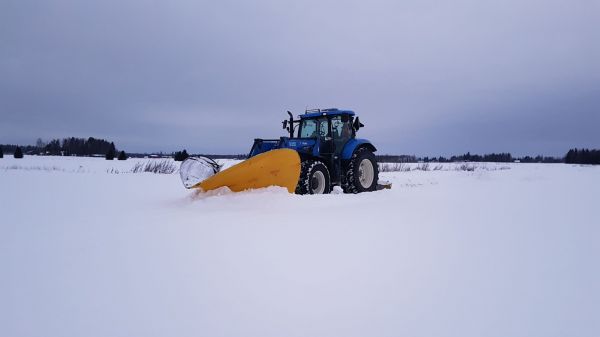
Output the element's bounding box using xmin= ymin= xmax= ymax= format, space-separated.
xmin=1 ymin=156 xmax=599 ymax=337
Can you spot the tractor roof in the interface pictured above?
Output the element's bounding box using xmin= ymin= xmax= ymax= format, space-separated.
xmin=300 ymin=108 xmax=355 ymax=119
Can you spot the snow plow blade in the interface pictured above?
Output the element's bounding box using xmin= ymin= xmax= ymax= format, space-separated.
xmin=191 ymin=149 xmax=301 ymax=193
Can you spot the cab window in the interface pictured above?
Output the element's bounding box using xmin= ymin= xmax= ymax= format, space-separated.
xmin=331 ymin=116 xmax=353 ymax=153
xmin=331 ymin=116 xmax=353 ymax=139
xmin=299 ymin=118 xmax=329 ymax=138
xmin=318 ymin=118 xmax=329 ymax=137
xmin=299 ymin=119 xmax=317 ymax=138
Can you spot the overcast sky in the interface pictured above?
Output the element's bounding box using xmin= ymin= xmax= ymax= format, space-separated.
xmin=1 ymin=0 xmax=599 ymax=156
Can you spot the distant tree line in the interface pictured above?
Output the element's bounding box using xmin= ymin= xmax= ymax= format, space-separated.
xmin=376 ymin=152 xmax=563 ymax=163
xmin=1 ymin=137 xmax=118 ymax=156
xmin=3 ymin=140 xmax=597 ymax=165
xmin=192 ymin=153 xmax=248 ymax=160
xmin=565 ymin=149 xmax=600 ymax=165
xmin=117 ymin=150 xmax=127 ymax=160
xmin=173 ymin=150 xmax=189 ymax=161
xmin=449 ymin=152 xmax=514 ymax=162
xmin=171 ymin=150 xmax=248 ymax=161
xmin=375 ymin=155 xmax=417 ymax=163
xmin=0 ymin=137 xmax=127 ymax=160
xmin=376 ymin=152 xmax=517 ymax=163
xmin=517 ymin=155 xmax=564 ymax=164
xmin=44 ymin=137 xmax=116 ymax=156
xmin=0 ymin=144 xmax=40 ymax=155
xmin=104 ymin=142 xmax=117 ymax=160
xmin=0 ymin=145 xmax=24 ymax=158
xmin=14 ymin=147 xmax=24 ymax=158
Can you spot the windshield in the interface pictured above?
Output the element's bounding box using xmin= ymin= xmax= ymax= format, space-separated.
xmin=299 ymin=118 xmax=329 ymax=138
xmin=299 ymin=119 xmax=317 ymax=138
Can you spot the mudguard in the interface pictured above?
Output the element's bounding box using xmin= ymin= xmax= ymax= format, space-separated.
xmin=341 ymin=139 xmax=377 ymax=160
xmin=192 ymin=149 xmax=301 ymax=193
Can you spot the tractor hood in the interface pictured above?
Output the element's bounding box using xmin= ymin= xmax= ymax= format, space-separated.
xmin=280 ymin=137 xmax=316 ymax=153
xmin=249 ymin=137 xmax=316 ymax=158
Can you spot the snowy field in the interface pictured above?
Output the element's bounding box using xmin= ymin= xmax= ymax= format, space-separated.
xmin=1 ymin=156 xmax=599 ymax=337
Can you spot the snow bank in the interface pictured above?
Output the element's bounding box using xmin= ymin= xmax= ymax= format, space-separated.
xmin=1 ymin=156 xmax=598 ymax=337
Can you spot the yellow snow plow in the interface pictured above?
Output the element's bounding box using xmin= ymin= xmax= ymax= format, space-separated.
xmin=180 ymin=149 xmax=301 ymax=193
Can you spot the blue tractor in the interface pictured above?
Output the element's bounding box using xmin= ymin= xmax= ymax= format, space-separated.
xmin=249 ymin=108 xmax=379 ymax=194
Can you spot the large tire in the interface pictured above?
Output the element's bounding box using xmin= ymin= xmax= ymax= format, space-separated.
xmin=296 ymin=160 xmax=331 ymax=195
xmin=342 ymin=147 xmax=379 ymax=193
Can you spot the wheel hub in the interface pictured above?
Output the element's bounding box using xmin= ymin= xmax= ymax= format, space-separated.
xmin=358 ymin=159 xmax=374 ymax=188
xmin=311 ymin=170 xmax=326 ymax=194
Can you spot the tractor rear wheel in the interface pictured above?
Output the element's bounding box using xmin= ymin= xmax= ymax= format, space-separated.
xmin=343 ymin=147 xmax=379 ymax=193
xmin=296 ymin=160 xmax=331 ymax=195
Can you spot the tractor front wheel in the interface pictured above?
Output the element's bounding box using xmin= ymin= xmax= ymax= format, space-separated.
xmin=296 ymin=160 xmax=331 ymax=195
xmin=343 ymin=148 xmax=379 ymax=193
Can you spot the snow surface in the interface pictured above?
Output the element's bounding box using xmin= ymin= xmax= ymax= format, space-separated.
xmin=1 ymin=156 xmax=599 ymax=337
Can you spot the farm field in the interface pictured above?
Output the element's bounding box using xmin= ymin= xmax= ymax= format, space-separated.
xmin=1 ymin=156 xmax=598 ymax=337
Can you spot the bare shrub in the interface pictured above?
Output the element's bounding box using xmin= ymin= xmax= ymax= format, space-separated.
xmin=379 ymin=162 xmax=411 ymax=172
xmin=131 ymin=160 xmax=177 ymax=174
xmin=3 ymin=165 xmax=64 ymax=172
xmin=478 ymin=165 xmax=512 ymax=171
xmin=415 ymin=163 xmax=430 ymax=171
xmin=131 ymin=162 xmax=143 ymax=173
xmin=457 ymin=163 xmax=476 ymax=171
xmin=433 ymin=164 xmax=443 ymax=171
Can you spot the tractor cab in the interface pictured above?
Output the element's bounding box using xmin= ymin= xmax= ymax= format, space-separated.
xmin=249 ymin=108 xmax=378 ymax=194
xmin=250 ymin=109 xmax=364 ymax=158
xmin=295 ymin=109 xmax=357 ymax=157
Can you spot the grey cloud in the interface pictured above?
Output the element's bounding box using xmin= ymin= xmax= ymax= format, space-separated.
xmin=1 ymin=0 xmax=599 ymax=155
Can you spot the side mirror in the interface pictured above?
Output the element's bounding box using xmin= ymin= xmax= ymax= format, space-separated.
xmin=282 ymin=120 xmax=288 ymax=129
xmin=353 ymin=117 xmax=364 ymax=131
